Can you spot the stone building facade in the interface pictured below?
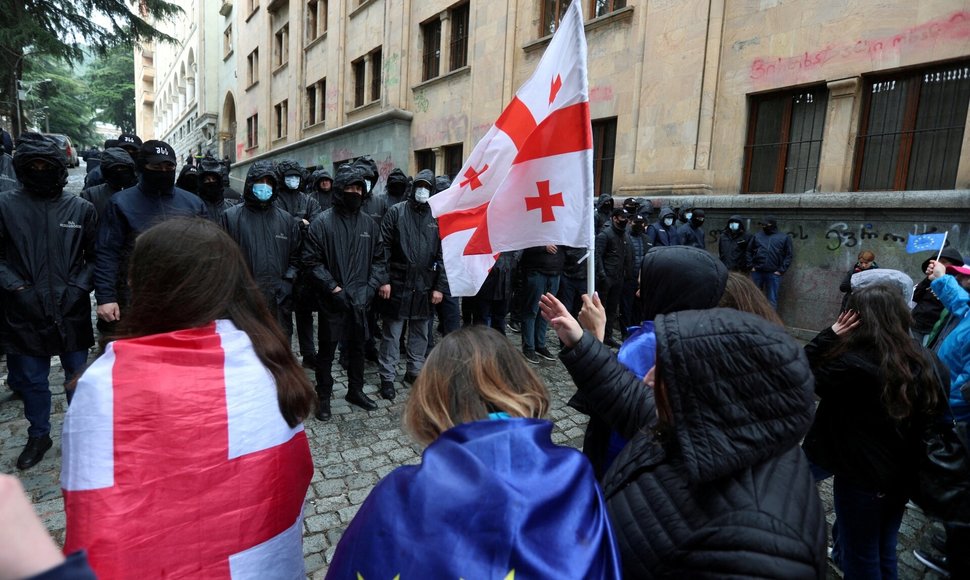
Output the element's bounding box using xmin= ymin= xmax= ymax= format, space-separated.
xmin=141 ymin=0 xmax=970 ymax=332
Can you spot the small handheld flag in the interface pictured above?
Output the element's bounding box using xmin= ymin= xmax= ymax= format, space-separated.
xmin=906 ymin=232 xmax=947 ymax=254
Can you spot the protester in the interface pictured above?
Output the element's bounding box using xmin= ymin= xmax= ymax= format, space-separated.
xmin=384 ymin=167 xmax=410 ymax=208
xmin=62 ymin=218 xmax=315 ymax=578
xmin=84 ymin=133 xmax=141 ymax=190
xmin=305 ymin=168 xmax=334 ymax=212
xmin=221 ymin=161 xmax=301 ymax=328
xmin=376 ymin=168 xmax=448 ymax=401
xmin=646 ymin=206 xmax=681 ymax=247
xmin=175 ymin=163 xmax=199 ymax=194
xmin=839 ymin=250 xmax=878 ymax=310
xmin=621 ymin=212 xmax=651 ymax=332
xmin=94 ymin=139 xmax=207 ymax=330
xmin=519 ymin=244 xmax=565 ymax=363
xmin=428 ymin=174 xmax=462 ymax=348
xmin=594 ymin=193 xmax=614 ymax=232
xmin=677 ymin=207 xmax=706 ymax=249
xmin=303 ymin=163 xmax=387 ymax=420
xmin=79 ymin=147 xmax=137 ymax=223
xmin=196 ymin=155 xmax=239 ymax=221
xmin=912 ymin=247 xmax=964 ymax=343
xmin=327 ymin=325 xmax=622 ymax=579
xmin=719 ymin=271 xmax=784 ymax=326
xmin=556 ymin=246 xmax=589 ymax=319
xmin=469 ymin=251 xmax=521 ymax=334
xmin=718 ymin=214 xmax=752 ymax=271
xmin=595 ymin=208 xmax=633 ymax=347
xmin=747 ymin=215 xmax=793 ymax=310
xmin=541 ymin=296 xmax=825 ymax=578
xmin=0 ymin=142 xmax=16 ymax=193
xmin=0 ymin=132 xmax=96 ymax=470
xmin=803 ymin=284 xmax=948 ymax=578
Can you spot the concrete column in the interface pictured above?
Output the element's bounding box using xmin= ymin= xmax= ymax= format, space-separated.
xmin=439 ymin=9 xmax=451 ymax=76
xmin=816 ymin=77 xmax=860 ymax=193
xmin=432 ymin=146 xmax=443 ymax=175
xmin=694 ymin=0 xmax=725 ymax=171
xmin=957 ymin=99 xmax=970 ymax=189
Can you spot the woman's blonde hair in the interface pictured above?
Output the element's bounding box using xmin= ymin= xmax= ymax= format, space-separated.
xmin=404 ymin=326 xmax=550 ymax=445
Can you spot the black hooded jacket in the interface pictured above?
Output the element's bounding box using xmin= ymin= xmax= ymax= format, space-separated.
xmin=80 ymin=147 xmax=136 ymax=224
xmin=0 ymin=135 xmax=97 ymax=355
xmin=748 ymin=223 xmax=793 ymax=273
xmin=379 ymin=176 xmax=449 ymax=319
xmin=912 ymin=247 xmax=964 ymax=335
xmin=302 ymin=165 xmax=388 ymax=334
xmin=305 ymin=169 xmax=334 ymax=212
xmin=594 ymin=194 xmax=613 ymax=232
xmin=638 ymin=245 xmax=728 ymax=320
xmin=384 ymin=168 xmax=410 ymax=207
xmin=274 ymin=160 xmax=321 ymax=231
xmin=197 ymin=157 xmax=238 ymax=221
xmin=718 ymin=214 xmax=752 ymax=271
xmin=560 ymin=309 xmax=825 ymax=579
xmin=221 ymin=160 xmax=301 ymax=316
xmin=595 ymin=221 xmax=633 ymax=283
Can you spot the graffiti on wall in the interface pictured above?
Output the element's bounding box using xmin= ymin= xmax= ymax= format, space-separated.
xmin=708 ymin=221 xmax=955 ymax=253
xmin=747 ymin=10 xmax=970 ymax=85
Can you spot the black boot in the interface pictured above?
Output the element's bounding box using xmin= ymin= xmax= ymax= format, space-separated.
xmin=314 ymin=384 xmax=332 ymax=421
xmin=379 ymin=380 xmax=396 ymax=401
xmin=345 ymin=388 xmax=377 ymax=411
xmin=17 ymin=435 xmax=53 ymax=470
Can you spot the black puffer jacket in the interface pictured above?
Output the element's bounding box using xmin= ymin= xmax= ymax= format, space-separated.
xmin=302 ymin=165 xmax=388 ymax=334
xmin=0 ymin=136 xmax=97 ymax=356
xmin=221 ymin=161 xmax=301 ymax=317
xmin=638 ymin=245 xmax=728 ymax=320
xmin=519 ymin=245 xmax=565 ymax=275
xmin=560 ymin=309 xmax=825 ymax=579
xmin=595 ymin=221 xmax=633 ymax=285
xmin=646 ymin=207 xmax=681 ymax=247
xmin=379 ymin=197 xmax=448 ymax=319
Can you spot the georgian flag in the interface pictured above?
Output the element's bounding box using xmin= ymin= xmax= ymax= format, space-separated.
xmin=429 ymin=0 xmax=593 ymax=296
xmin=61 ymin=320 xmax=313 ymax=579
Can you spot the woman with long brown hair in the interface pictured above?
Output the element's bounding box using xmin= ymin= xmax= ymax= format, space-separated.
xmin=804 ymin=283 xmax=946 ymax=579
xmin=327 ymin=325 xmax=621 ymax=579
xmin=62 ymin=218 xmax=316 ymax=578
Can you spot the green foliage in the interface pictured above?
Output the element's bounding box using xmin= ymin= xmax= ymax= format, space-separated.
xmin=23 ymin=57 xmax=97 ymax=146
xmin=0 ymin=0 xmax=181 ymax=136
xmin=85 ymin=44 xmax=136 ymax=133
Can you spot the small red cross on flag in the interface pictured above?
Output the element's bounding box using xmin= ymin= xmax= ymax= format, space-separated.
xmin=431 ymin=0 xmax=593 ymax=295
xmin=62 ymin=321 xmax=313 ymax=579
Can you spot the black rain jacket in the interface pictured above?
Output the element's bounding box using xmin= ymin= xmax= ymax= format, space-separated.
xmin=305 ymin=169 xmax=334 ymax=212
xmin=302 ymin=165 xmax=388 ymax=335
xmin=80 ymin=148 xmax=137 ymax=224
xmin=0 ymin=188 xmax=97 ymax=355
xmin=221 ymin=161 xmax=301 ymax=318
xmin=379 ymin=198 xmax=448 ymax=319
xmin=748 ymin=225 xmax=794 ymax=273
xmin=718 ymin=215 xmax=752 ymax=272
xmin=560 ymin=309 xmax=825 ymax=579
xmin=594 ymin=193 xmax=613 ymax=232
xmin=595 ymin=222 xmax=633 ymax=285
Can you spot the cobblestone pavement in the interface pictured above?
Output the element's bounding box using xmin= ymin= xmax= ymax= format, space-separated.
xmin=0 ymin=167 xmax=946 ymax=578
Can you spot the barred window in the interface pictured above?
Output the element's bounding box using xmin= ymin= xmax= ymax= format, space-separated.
xmin=592 ymin=118 xmax=616 ymax=195
xmin=449 ymin=3 xmax=469 ymax=71
xmin=352 ymin=58 xmax=365 ymax=107
xmin=421 ymin=18 xmax=441 ymax=81
xmin=591 ymin=0 xmax=625 ymax=18
xmin=444 ymin=143 xmax=463 ymax=181
xmin=540 ymin=0 xmax=569 ymax=36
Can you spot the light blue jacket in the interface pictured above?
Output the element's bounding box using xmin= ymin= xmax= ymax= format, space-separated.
xmin=930 ymin=275 xmax=970 ymax=422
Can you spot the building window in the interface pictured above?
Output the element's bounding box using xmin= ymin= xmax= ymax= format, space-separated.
xmin=415 ymin=149 xmax=436 ymax=173
xmin=591 ymin=0 xmax=626 ymax=18
xmin=854 ymin=61 xmax=970 ymax=191
xmin=421 ymin=17 xmax=442 ymax=82
xmin=743 ymin=86 xmax=827 ymax=194
xmin=449 ymin=3 xmax=469 ymax=71
xmin=352 ymin=57 xmax=366 ymax=108
xmin=223 ymin=25 xmax=233 ymax=57
xmin=247 ymin=48 xmax=259 ymax=86
xmin=306 ymin=78 xmax=325 ymax=126
xmin=370 ymin=48 xmax=382 ymax=102
xmin=246 ymin=114 xmax=259 ymax=149
xmin=248 ymin=0 xmax=259 ymax=15
xmin=306 ymin=0 xmax=327 ymax=40
xmin=591 ymin=118 xmax=616 ymax=195
xmin=274 ymin=24 xmax=289 ymax=68
xmin=443 ymin=143 xmax=463 ymax=181
xmin=540 ymin=0 xmax=570 ymax=36
xmin=274 ymin=100 xmax=288 ymax=140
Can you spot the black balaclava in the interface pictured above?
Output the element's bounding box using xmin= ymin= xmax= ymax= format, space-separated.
xmin=632 ymin=215 xmax=647 ymax=235
xmin=137 ymin=140 xmax=177 ymax=195
xmin=176 ymin=164 xmax=199 ymax=194
xmin=100 ymin=147 xmax=137 ymax=192
xmin=198 ymin=156 xmax=226 ymax=203
xmin=333 ymin=163 xmax=366 ymax=214
xmin=13 ymin=132 xmax=68 ymax=198
xmin=690 ymin=208 xmax=705 ymax=228
xmin=386 ymin=168 xmax=410 ymax=203
xmin=353 ymin=156 xmax=379 ymax=195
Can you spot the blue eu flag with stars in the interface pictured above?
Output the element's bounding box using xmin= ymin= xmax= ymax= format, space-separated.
xmin=906 ymin=233 xmax=946 ymax=254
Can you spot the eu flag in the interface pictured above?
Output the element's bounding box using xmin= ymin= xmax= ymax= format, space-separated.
xmin=906 ymin=233 xmax=947 ymax=253
xmin=326 ymin=418 xmax=622 ymax=579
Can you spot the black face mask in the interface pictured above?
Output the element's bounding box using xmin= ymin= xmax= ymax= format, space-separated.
xmin=141 ymin=168 xmax=176 ymax=195
xmin=614 ymin=219 xmax=628 ymax=229
xmin=341 ymin=192 xmax=363 ymax=212
xmin=632 ymin=223 xmax=645 ymax=234
xmin=20 ymin=168 xmax=64 ymax=198
xmin=105 ymin=167 xmax=137 ymax=191
xmin=198 ymin=179 xmax=223 ymax=202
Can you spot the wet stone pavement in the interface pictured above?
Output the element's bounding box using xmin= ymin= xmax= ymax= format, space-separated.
xmin=0 ymin=167 xmax=947 ymax=578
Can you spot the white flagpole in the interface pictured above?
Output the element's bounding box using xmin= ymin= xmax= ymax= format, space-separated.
xmin=933 ymin=231 xmax=949 ymax=263
xmin=586 ymin=199 xmax=595 ymax=297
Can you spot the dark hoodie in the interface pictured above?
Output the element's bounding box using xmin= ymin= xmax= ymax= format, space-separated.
xmin=303 ymin=164 xmax=388 ymax=334
xmin=594 ymin=194 xmax=613 ymax=232
xmin=560 ymin=309 xmax=825 ymax=578
xmin=384 ymin=168 xmax=410 ymax=207
xmin=718 ymin=214 xmax=752 ymax=272
xmin=80 ymin=147 xmax=137 ymax=222
xmin=176 ymin=164 xmax=199 ymax=194
xmin=274 ymin=159 xmax=321 ymax=230
xmin=305 ymin=168 xmax=334 ymax=212
xmin=646 ymin=207 xmax=681 ymax=247
xmin=220 ymin=160 xmax=301 ymax=320
xmin=912 ymin=246 xmax=965 ymax=337
xmin=196 ymin=156 xmax=238 ymax=220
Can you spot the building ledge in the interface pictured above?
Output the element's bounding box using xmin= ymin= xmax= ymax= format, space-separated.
xmin=272 ymin=61 xmax=288 ymax=75
xmin=349 ymin=0 xmax=378 ymax=19
xmin=304 ymin=31 xmax=327 ymax=51
xmin=523 ymin=6 xmax=635 ymax=53
xmin=623 ymin=190 xmax=970 ymax=210
xmin=412 ymin=65 xmax=470 ymax=91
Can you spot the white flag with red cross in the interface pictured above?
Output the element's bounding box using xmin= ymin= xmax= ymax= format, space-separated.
xmin=429 ymin=0 xmax=593 ymax=296
xmin=61 ymin=320 xmax=313 ymax=579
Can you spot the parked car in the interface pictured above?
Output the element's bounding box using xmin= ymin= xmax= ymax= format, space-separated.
xmin=42 ymin=133 xmax=79 ymax=167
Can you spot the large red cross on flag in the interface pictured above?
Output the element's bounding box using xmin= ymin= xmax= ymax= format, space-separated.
xmin=61 ymin=321 xmax=313 ymax=579
xmin=429 ymin=0 xmax=593 ymax=296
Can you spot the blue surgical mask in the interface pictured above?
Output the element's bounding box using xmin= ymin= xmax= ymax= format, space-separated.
xmin=729 ymin=222 xmax=740 ymax=232
xmin=414 ymin=187 xmax=431 ymax=204
xmin=284 ymin=176 xmax=301 ymax=190
xmin=685 ymin=212 xmax=693 ymax=221
xmin=252 ymin=183 xmax=274 ymax=201
xmin=663 ymin=217 xmax=674 ymax=227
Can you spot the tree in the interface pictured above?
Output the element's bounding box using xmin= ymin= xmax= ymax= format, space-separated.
xmin=86 ymin=44 xmax=136 ymax=134
xmin=22 ymin=56 xmax=97 ymax=146
xmin=0 ymin=0 xmax=181 ymax=138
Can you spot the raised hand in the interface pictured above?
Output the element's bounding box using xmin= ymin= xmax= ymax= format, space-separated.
xmin=538 ymin=292 xmax=583 ymax=348
xmin=578 ymin=292 xmax=607 ymax=343
xmin=832 ymin=309 xmax=861 ymax=336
